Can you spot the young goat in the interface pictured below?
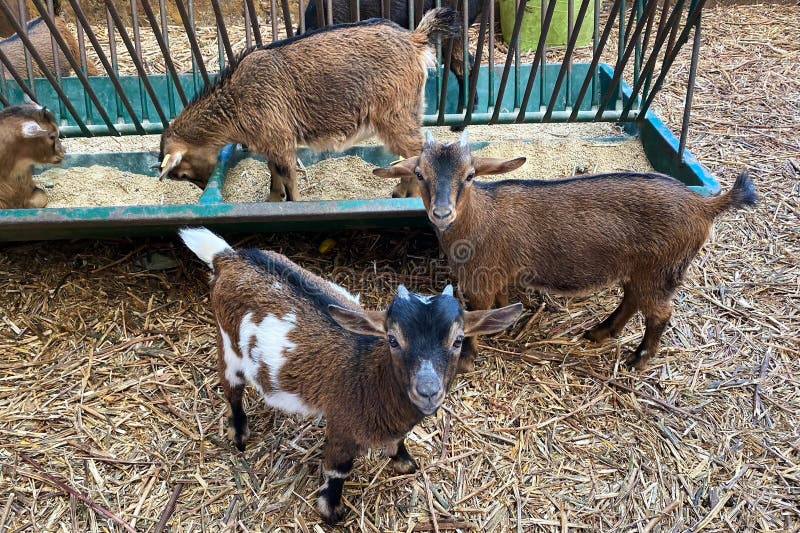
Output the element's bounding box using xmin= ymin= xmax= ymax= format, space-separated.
xmin=374 ymin=131 xmax=758 ymax=370
xmin=0 ymin=104 xmax=64 ymax=209
xmin=0 ymin=16 xmax=99 ymax=78
xmin=180 ymin=227 xmax=522 ymax=524
xmin=159 ymin=8 xmax=461 ymax=201
xmin=300 ymin=0 xmax=481 ymax=123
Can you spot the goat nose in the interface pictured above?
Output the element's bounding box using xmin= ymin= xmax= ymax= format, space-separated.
xmin=415 ymin=375 xmax=441 ymax=399
xmin=432 ymin=206 xmax=452 ymax=219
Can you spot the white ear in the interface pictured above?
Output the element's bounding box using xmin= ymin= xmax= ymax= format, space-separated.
xmin=21 ymin=121 xmax=47 ymax=138
xmin=397 ymin=285 xmax=411 ymax=300
xmin=442 ymin=284 xmax=454 ymax=296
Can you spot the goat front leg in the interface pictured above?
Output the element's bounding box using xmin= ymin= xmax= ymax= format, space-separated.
xmin=584 ymin=285 xmax=638 ymax=343
xmin=318 ymin=435 xmax=357 ymax=525
xmin=387 ymin=438 xmax=418 ymax=474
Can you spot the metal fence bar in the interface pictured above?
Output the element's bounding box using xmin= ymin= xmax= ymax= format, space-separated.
xmin=210 ymin=0 xmax=235 ymax=64
xmin=244 ymin=0 xmax=263 ymax=44
xmin=45 ymin=0 xmax=66 ymax=121
xmin=174 ymin=0 xmax=210 ymax=87
xmin=105 ymin=3 xmax=122 ymax=121
xmin=517 ymin=0 xmax=558 ymax=122
xmin=280 ymin=0 xmax=294 ymax=36
xmin=568 ymin=0 xmax=622 ymax=120
xmin=619 ymin=0 xmax=686 ymax=120
xmin=15 ymin=0 xmax=35 ymax=91
xmin=543 ymin=0 xmax=591 ymax=121
xmin=0 ymin=47 xmax=38 ymax=101
xmin=490 ymin=0 xmax=528 ymax=123
xmin=595 ymin=0 xmax=659 ymax=120
xmin=488 ymin=0 xmax=495 ymax=112
xmin=141 ymin=0 xmax=188 ymax=109
xmin=678 ymin=11 xmax=700 ymax=159
xmin=29 ymin=0 xmax=119 ymax=133
xmin=270 ymin=0 xmax=279 ymax=41
xmin=298 ymin=0 xmax=306 ymax=32
xmin=464 ymin=3 xmax=488 ymax=124
xmin=0 ymin=1 xmax=90 ymax=133
xmin=67 ymin=0 xmax=146 ymax=133
xmin=104 ymin=0 xmax=169 ymax=126
xmin=130 ymin=0 xmax=150 ymax=123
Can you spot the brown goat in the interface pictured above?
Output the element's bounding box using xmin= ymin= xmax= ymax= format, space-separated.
xmin=180 ymin=227 xmax=522 ymax=524
xmin=0 ymin=1 xmax=28 ymax=38
xmin=159 ymin=8 xmax=461 ymax=201
xmin=0 ymin=15 xmax=99 ymax=78
xmin=0 ymin=104 xmax=64 ymax=209
xmin=374 ymin=130 xmax=758 ymax=370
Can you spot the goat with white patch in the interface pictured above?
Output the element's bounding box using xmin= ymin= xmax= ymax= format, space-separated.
xmin=180 ymin=227 xmax=522 ymax=524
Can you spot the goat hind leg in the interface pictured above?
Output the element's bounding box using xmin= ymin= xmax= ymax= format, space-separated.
xmin=584 ymin=287 xmax=638 ymax=343
xmin=223 ymin=380 xmax=249 ymax=451
xmin=267 ymin=161 xmax=287 ymax=202
xmin=626 ymin=300 xmax=673 ymax=370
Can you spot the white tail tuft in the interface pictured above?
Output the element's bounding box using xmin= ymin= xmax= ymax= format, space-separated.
xmin=179 ymin=227 xmax=231 ymax=268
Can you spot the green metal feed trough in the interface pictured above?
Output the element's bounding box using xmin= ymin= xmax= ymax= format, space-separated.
xmin=0 ymin=0 xmax=714 ymax=241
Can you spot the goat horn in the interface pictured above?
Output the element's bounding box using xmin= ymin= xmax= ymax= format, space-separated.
xmin=459 ymin=129 xmax=469 ymax=146
xmin=424 ymin=130 xmax=435 ymax=146
xmin=442 ymin=284 xmax=454 ymax=296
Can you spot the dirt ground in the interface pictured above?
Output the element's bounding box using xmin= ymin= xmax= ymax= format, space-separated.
xmin=0 ymin=2 xmax=798 ymax=532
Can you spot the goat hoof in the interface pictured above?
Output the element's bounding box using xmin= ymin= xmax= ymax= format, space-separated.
xmin=583 ymin=327 xmax=611 ymax=343
xmin=623 ymin=349 xmax=649 ymax=371
xmin=317 ymin=495 xmax=345 ymax=525
xmin=390 ymin=455 xmax=418 ymax=474
xmin=227 ymin=420 xmax=250 ymax=451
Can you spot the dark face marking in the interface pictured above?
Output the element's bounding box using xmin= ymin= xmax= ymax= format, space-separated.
xmin=417 ymin=141 xmax=474 ymax=232
xmin=385 ymin=291 xmax=464 ymax=415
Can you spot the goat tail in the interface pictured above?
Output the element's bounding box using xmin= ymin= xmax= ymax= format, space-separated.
xmin=179 ymin=227 xmax=232 ymax=270
xmin=413 ymin=7 xmax=462 ymax=44
xmin=707 ymin=172 xmax=758 ymax=216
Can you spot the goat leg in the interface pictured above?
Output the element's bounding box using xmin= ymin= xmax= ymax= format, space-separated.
xmin=626 ymin=302 xmax=672 ymax=370
xmin=318 ymin=438 xmax=357 ymax=525
xmin=388 ymin=438 xmax=418 ymax=474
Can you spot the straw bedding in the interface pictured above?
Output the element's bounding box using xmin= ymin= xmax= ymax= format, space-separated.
xmin=1 ymin=4 xmax=798 ymax=531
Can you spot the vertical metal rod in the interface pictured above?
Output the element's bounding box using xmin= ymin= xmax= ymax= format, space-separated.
xmin=488 ymin=0 xmax=495 ymax=111
xmin=280 ymin=0 xmax=293 ymax=36
xmin=244 ymin=1 xmax=253 ymax=46
xmin=633 ymin=0 xmax=643 ymax=90
xmin=244 ymin=0 xmax=263 ymax=44
xmin=211 ymin=0 xmax=235 ymax=63
xmin=537 ymin=0 xmax=545 ymax=110
xmin=130 ymin=0 xmax=150 ymax=123
xmin=513 ymin=0 xmax=522 ymax=110
xmin=641 ymin=0 xmax=671 ymax=98
xmin=16 ymin=0 xmax=35 ymax=91
xmin=74 ymin=0 xmax=93 ymax=124
xmin=490 ymin=0 xmax=528 ymax=123
xmin=155 ymin=0 xmax=177 ymax=115
xmin=106 ymin=6 xmax=122 ymax=121
xmin=326 ymin=0 xmax=333 ymax=25
xmin=543 ymin=0 xmax=591 ymax=121
xmin=313 ymin=0 xmax=325 ymax=27
xmin=617 ymin=0 xmax=626 ymax=110
xmin=66 ymin=0 xmax=146 ymax=132
xmin=462 ymin=0 xmax=469 ymax=110
xmin=516 ymin=0 xmax=557 ymax=121
xmin=381 ymin=0 xmax=391 ymax=19
xmin=0 ymin=2 xmax=90 ymax=133
xmin=46 ymin=0 xmax=66 ymax=121
xmin=271 ymin=0 xmax=280 ymax=40
xmin=619 ymin=0 xmax=686 ymax=120
xmin=591 ymin=0 xmax=599 ymax=106
xmin=568 ymin=0 xmax=622 ymax=120
xmin=173 ymin=0 xmax=210 ymax=86
xmin=29 ymin=0 xmax=121 ymax=132
xmin=678 ymin=13 xmax=700 ymax=159
xmin=298 ymin=0 xmax=306 ymax=33
xmin=407 ymin=0 xmax=414 ymax=29
xmin=465 ymin=2 xmax=489 ymax=123
xmin=104 ymin=0 xmax=169 ymax=125
xmin=566 ymin=0 xmax=573 ymax=105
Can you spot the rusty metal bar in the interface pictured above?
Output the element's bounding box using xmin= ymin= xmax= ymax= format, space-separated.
xmin=29 ymin=0 xmax=119 ymax=133
xmin=678 ymin=11 xmax=700 ymax=159
xmin=298 ymin=0 xmax=306 ymax=32
xmin=464 ymin=0 xmax=489 ymax=124
xmin=313 ymin=0 xmax=324 ymax=28
xmin=104 ymin=0 xmax=169 ymax=125
xmin=381 ymin=0 xmax=391 ymax=19
xmin=270 ymin=0 xmax=280 ymax=40
xmin=66 ymin=0 xmax=145 ymax=133
xmin=0 ymin=1 xmax=89 ymax=133
xmin=210 ymin=0 xmax=235 ymax=63
xmin=516 ymin=0 xmax=557 ymax=122
xmin=619 ymin=0 xmax=686 ymax=120
xmin=542 ymin=0 xmax=591 ymax=122
xmin=490 ymin=0 xmax=527 ymax=123
xmin=326 ymin=0 xmax=333 ymax=25
xmin=568 ymin=0 xmax=623 ymax=120
xmin=280 ymin=0 xmax=294 ymax=36
xmin=595 ymin=0 xmax=659 ymax=120
xmin=141 ymin=0 xmax=188 ymax=107
xmin=244 ymin=0 xmax=263 ymax=43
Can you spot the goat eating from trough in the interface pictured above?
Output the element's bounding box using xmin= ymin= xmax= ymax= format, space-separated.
xmin=0 ymin=104 xmax=64 ymax=209
xmin=373 ymin=130 xmax=758 ymax=370
xmin=180 ymin=227 xmax=522 ymax=524
xmin=159 ymin=8 xmax=461 ymax=202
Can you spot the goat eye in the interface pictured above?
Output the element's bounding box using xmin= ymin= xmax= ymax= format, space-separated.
xmin=414 ymin=169 xmax=423 ymax=180
xmin=387 ymin=335 xmax=399 ymax=348
xmin=453 ymin=335 xmax=463 ymax=349
xmin=465 ymin=171 xmax=475 ymax=182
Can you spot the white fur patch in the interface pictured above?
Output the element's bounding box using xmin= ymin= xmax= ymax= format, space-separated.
xmin=397 ymin=285 xmax=411 ymax=301
xmin=328 ymin=280 xmax=360 ymax=304
xmin=180 ymin=227 xmax=231 ymax=268
xmin=415 ymin=294 xmax=435 ymax=304
xmin=272 ymin=280 xmax=282 ymax=290
xmin=234 ymin=311 xmax=318 ymax=417
xmin=324 ymin=469 xmax=349 ymax=479
xmin=220 ymin=328 xmax=244 ymax=387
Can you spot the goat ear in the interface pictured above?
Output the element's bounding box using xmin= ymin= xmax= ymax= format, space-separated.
xmin=473 ymin=157 xmax=526 ymax=176
xmin=463 ymin=303 xmax=524 ymax=336
xmin=20 ymin=121 xmax=47 ymax=138
xmin=328 ymin=305 xmax=387 ymax=336
xmin=158 ymin=151 xmax=184 ymax=180
xmin=372 ymin=156 xmax=419 ymax=179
